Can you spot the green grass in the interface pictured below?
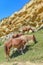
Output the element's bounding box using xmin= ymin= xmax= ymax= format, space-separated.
xmin=0 ymin=47 xmax=5 ymax=62
xmin=0 ymin=29 xmax=43 ymax=63
xmin=0 ymin=41 xmax=3 ymax=46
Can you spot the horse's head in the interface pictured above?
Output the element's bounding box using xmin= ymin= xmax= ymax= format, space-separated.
xmin=25 ymin=35 xmax=37 ymax=44
xmin=33 ymin=35 xmax=37 ymax=44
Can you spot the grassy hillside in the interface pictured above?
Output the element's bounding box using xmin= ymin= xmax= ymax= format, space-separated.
xmin=0 ymin=29 xmax=43 ymax=63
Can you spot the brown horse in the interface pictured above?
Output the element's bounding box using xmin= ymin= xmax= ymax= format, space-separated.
xmin=19 ymin=26 xmax=34 ymax=32
xmin=4 ymin=35 xmax=37 ymax=58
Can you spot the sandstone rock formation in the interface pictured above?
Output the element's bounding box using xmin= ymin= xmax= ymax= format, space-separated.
xmin=0 ymin=0 xmax=43 ymax=37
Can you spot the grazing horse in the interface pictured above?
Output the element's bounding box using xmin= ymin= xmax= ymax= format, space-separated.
xmin=4 ymin=35 xmax=37 ymax=59
xmin=19 ymin=26 xmax=34 ymax=32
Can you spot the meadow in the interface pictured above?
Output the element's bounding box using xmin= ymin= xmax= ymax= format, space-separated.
xmin=0 ymin=29 xmax=43 ymax=63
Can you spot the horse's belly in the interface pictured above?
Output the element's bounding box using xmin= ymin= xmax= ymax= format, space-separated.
xmin=14 ymin=44 xmax=22 ymax=50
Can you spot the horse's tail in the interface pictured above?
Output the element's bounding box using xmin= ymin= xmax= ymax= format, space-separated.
xmin=33 ymin=35 xmax=37 ymax=43
xmin=4 ymin=44 xmax=8 ymax=56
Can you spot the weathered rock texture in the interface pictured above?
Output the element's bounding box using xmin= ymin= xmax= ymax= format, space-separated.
xmin=0 ymin=0 xmax=43 ymax=37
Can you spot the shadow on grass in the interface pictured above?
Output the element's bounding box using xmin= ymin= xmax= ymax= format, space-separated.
xmin=10 ymin=50 xmax=22 ymax=58
xmin=10 ymin=44 xmax=35 ymax=59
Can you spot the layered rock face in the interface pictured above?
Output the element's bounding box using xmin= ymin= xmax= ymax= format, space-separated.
xmin=0 ymin=0 xmax=43 ymax=37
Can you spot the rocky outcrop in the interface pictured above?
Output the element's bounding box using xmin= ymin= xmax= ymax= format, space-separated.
xmin=0 ymin=0 xmax=43 ymax=37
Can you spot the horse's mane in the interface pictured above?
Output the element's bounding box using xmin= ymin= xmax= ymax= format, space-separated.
xmin=12 ymin=33 xmax=23 ymax=38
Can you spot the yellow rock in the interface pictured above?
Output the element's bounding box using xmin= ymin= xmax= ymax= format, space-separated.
xmin=0 ymin=0 xmax=43 ymax=37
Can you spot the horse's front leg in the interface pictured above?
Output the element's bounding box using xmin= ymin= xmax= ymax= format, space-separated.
xmin=17 ymin=48 xmax=24 ymax=54
xmin=20 ymin=48 xmax=24 ymax=54
xmin=23 ymin=44 xmax=27 ymax=50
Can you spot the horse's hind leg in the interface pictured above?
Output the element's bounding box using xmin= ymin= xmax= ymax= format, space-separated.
xmin=7 ymin=49 xmax=11 ymax=61
xmin=6 ymin=53 xmax=10 ymax=61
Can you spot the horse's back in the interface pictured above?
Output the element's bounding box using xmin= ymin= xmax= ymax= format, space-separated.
xmin=12 ymin=38 xmax=22 ymax=45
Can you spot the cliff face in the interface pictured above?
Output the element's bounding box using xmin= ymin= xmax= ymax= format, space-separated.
xmin=0 ymin=0 xmax=43 ymax=37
